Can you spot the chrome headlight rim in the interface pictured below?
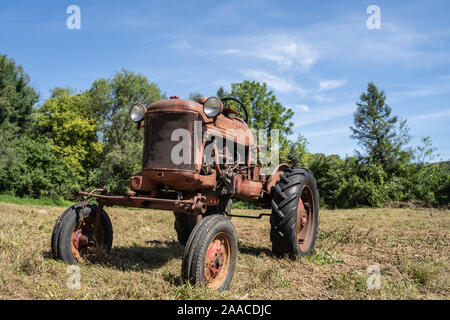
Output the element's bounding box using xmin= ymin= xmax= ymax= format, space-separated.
xmin=129 ymin=103 xmax=147 ymax=123
xmin=203 ymin=96 xmax=223 ymax=118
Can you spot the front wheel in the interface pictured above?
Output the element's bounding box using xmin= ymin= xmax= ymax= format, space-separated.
xmin=270 ymin=167 xmax=319 ymax=258
xmin=51 ymin=203 xmax=113 ymax=264
xmin=181 ymin=215 xmax=237 ymax=291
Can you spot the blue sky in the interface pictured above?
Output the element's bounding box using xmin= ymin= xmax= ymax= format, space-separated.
xmin=1 ymin=0 xmax=449 ymax=160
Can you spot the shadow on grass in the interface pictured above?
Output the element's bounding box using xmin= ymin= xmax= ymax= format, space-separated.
xmin=100 ymin=240 xmax=184 ymax=271
xmin=238 ymin=243 xmax=273 ymax=257
xmin=45 ymin=240 xmax=274 ymax=274
xmin=44 ymin=240 xmax=185 ymax=272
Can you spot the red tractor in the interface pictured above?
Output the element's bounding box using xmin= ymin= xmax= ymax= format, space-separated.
xmin=51 ymin=96 xmax=319 ymax=291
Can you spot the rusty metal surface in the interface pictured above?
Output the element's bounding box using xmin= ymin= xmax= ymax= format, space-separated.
xmin=266 ymin=163 xmax=291 ymax=193
xmin=204 ymin=232 xmax=231 ymax=290
xmin=298 ymin=185 xmax=315 ymax=252
xmin=143 ymin=110 xmax=201 ymax=172
xmin=147 ymin=99 xmax=254 ymax=146
xmin=233 ymin=175 xmax=263 ymax=202
xmin=142 ymin=169 xmax=216 ymax=191
xmin=78 ymin=190 xmax=207 ymax=214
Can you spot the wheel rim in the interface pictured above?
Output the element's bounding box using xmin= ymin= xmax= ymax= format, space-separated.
xmin=71 ymin=215 xmax=105 ymax=262
xmin=297 ymin=184 xmax=316 ymax=252
xmin=204 ymin=232 xmax=231 ymax=290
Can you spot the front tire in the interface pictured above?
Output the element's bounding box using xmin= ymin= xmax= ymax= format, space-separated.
xmin=181 ymin=215 xmax=237 ymax=291
xmin=270 ymin=167 xmax=319 ymax=258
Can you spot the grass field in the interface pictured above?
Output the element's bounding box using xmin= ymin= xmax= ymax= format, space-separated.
xmin=0 ymin=201 xmax=448 ymax=300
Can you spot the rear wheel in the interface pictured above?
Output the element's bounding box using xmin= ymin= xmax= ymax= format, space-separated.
xmin=52 ymin=203 xmax=113 ymax=264
xmin=270 ymin=167 xmax=319 ymax=258
xmin=181 ymin=214 xmax=237 ymax=291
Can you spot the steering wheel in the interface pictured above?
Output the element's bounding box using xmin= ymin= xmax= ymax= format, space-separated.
xmin=220 ymin=97 xmax=249 ymax=124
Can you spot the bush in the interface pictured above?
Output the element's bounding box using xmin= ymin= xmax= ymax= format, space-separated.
xmin=306 ymin=153 xmax=450 ymax=208
xmin=0 ymin=135 xmax=78 ymax=199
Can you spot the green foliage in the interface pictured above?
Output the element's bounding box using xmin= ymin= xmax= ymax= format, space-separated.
xmin=85 ymin=69 xmax=164 ymax=194
xmin=0 ymin=194 xmax=73 ymax=207
xmin=0 ymin=54 xmax=39 ymax=131
xmin=229 ymin=80 xmax=294 ymax=135
xmin=351 ymin=82 xmax=412 ymax=174
xmin=35 ymin=89 xmax=103 ymax=177
xmin=227 ymin=81 xmax=294 ymax=164
xmin=286 ymin=134 xmax=308 ymax=167
xmin=0 ymin=134 xmax=77 ymax=199
xmin=188 ymin=92 xmax=203 ymax=102
xmin=306 ymin=152 xmax=450 ymax=208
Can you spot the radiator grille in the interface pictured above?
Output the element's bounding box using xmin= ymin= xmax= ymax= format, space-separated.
xmin=142 ymin=111 xmax=200 ymax=171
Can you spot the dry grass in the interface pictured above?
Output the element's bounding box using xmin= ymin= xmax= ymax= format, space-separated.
xmin=0 ymin=202 xmax=448 ymax=300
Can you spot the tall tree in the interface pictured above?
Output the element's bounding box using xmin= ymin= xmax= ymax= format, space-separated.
xmin=229 ymin=81 xmax=294 ymax=134
xmin=86 ymin=69 xmax=164 ymax=193
xmin=0 ymin=54 xmax=39 ymax=131
xmin=228 ymin=81 xmax=294 ymax=164
xmin=350 ymin=82 xmax=412 ymax=173
xmin=89 ymin=69 xmax=164 ymax=150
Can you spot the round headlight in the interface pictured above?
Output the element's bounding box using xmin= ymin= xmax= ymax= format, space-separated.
xmin=203 ymin=97 xmax=223 ymax=118
xmin=129 ymin=103 xmax=147 ymax=122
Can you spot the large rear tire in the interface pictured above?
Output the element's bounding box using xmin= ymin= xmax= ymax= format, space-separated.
xmin=270 ymin=167 xmax=319 ymax=258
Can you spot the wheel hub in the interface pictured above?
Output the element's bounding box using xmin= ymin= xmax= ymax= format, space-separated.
xmin=297 ymin=185 xmax=315 ymax=252
xmin=70 ymin=216 xmax=104 ymax=262
xmin=205 ymin=240 xmax=225 ymax=278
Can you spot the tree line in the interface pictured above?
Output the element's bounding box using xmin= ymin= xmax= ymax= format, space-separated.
xmin=0 ymin=54 xmax=448 ymax=207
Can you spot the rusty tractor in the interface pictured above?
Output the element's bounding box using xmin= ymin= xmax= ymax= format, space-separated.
xmin=51 ymin=95 xmax=319 ymax=291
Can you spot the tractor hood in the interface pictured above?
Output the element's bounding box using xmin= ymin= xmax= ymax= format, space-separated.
xmin=146 ymin=97 xmax=250 ymax=134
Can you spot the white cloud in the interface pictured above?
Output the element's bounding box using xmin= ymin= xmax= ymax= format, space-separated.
xmin=408 ymin=110 xmax=450 ymax=122
xmin=218 ymin=34 xmax=319 ymax=71
xmin=293 ymin=102 xmax=355 ymax=127
xmin=301 ymin=17 xmax=450 ymax=67
xmin=295 ymin=104 xmax=310 ymax=112
xmin=319 ymin=79 xmax=347 ymax=91
xmin=242 ymin=70 xmax=305 ymax=94
xmin=169 ymin=39 xmax=192 ymax=50
xmin=304 ymin=128 xmax=349 ymax=138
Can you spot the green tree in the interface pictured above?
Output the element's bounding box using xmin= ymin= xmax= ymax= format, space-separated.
xmin=227 ymin=81 xmax=294 ymax=164
xmin=350 ymin=82 xmax=412 ymax=173
xmin=229 ymin=81 xmax=294 ymax=134
xmin=216 ymin=87 xmax=229 ymax=99
xmin=0 ymin=135 xmax=75 ymax=198
xmin=86 ymin=69 xmax=164 ymax=193
xmin=286 ymin=134 xmax=308 ymax=166
xmin=89 ymin=69 xmax=163 ymax=150
xmin=0 ymin=54 xmax=39 ymax=131
xmin=188 ymin=92 xmax=203 ymax=102
xmin=416 ymin=136 xmax=438 ymax=164
xmin=35 ymin=88 xmax=103 ymax=178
